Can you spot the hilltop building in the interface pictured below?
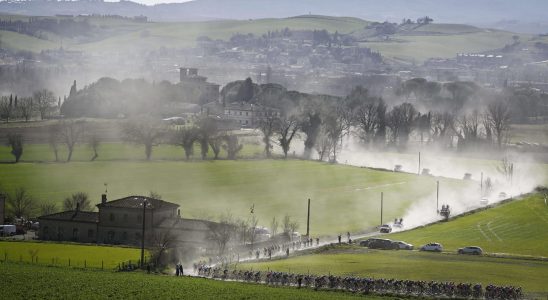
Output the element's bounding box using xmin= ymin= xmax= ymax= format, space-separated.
xmin=37 ymin=195 xmax=217 ymax=250
xmin=179 ymin=67 xmax=220 ymax=105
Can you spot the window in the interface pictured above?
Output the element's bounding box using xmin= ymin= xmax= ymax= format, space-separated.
xmin=245 ymin=120 xmax=248 ymax=124
xmin=72 ymin=228 xmax=78 ymax=240
xmin=43 ymin=226 xmax=49 ymax=235
xmin=135 ymin=232 xmax=141 ymax=241
xmin=123 ymin=214 xmax=128 ymax=222
xmin=239 ymin=111 xmax=242 ymax=115
xmin=137 ymin=214 xmax=142 ymax=223
xmin=109 ymin=213 xmax=115 ymax=221
xmin=108 ymin=231 xmax=115 ymax=241
xmin=246 ymin=112 xmax=248 ymax=116
xmin=88 ymin=229 xmax=94 ymax=238
xmin=122 ymin=232 xmax=127 ymax=240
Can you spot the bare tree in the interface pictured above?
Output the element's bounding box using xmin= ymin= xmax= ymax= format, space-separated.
xmin=148 ymin=191 xmax=162 ymax=200
xmin=314 ymin=126 xmax=330 ymax=161
xmin=249 ymin=214 xmax=259 ymax=247
xmin=63 ymin=192 xmax=92 ymax=211
xmin=497 ymin=157 xmax=514 ymax=183
xmin=18 ymin=97 xmax=34 ymax=122
xmin=355 ymin=98 xmax=386 ymax=145
xmin=39 ymin=202 xmax=57 ymax=216
xmin=431 ymin=111 xmax=455 ymax=148
xmin=196 ymin=117 xmax=218 ymax=160
xmin=58 ymin=120 xmax=86 ymax=162
xmin=486 ymin=100 xmax=511 ymax=148
xmin=209 ymin=135 xmax=223 ymax=160
xmin=276 ymin=115 xmax=299 ymax=158
xmin=270 ymin=216 xmax=279 ymax=236
xmin=208 ymin=213 xmax=236 ymax=256
xmin=0 ymin=95 xmax=14 ymax=123
xmin=48 ymin=123 xmax=61 ymax=162
xmin=173 ymin=126 xmax=199 ymax=160
xmin=150 ymin=230 xmax=175 ymax=267
xmin=7 ymin=187 xmax=36 ymax=219
xmin=258 ymin=116 xmax=279 ymax=158
xmin=122 ymin=118 xmax=166 ymax=160
xmin=387 ymin=103 xmax=417 ymax=147
xmin=33 ymin=89 xmax=56 ymax=120
xmin=6 ymin=133 xmax=23 ymax=163
xmin=223 ymin=134 xmax=243 ymax=160
xmin=88 ymin=134 xmax=100 ymax=161
xmin=282 ymin=214 xmax=291 ymax=235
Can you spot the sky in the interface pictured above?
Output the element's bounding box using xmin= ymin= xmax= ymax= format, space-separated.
xmin=106 ymin=0 xmax=193 ymax=4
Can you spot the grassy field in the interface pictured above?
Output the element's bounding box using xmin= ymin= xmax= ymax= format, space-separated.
xmin=384 ymin=193 xmax=548 ymax=257
xmin=0 ymin=262 xmax=384 ymax=300
xmin=0 ymin=241 xmax=141 ymax=269
xmin=362 ymin=30 xmax=526 ymax=63
xmin=0 ymin=160 xmax=470 ymax=236
xmin=236 ymin=245 xmax=548 ymax=297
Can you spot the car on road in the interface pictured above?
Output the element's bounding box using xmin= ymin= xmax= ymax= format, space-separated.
xmin=364 ymin=238 xmax=397 ymax=250
xmin=394 ymin=241 xmax=414 ymax=250
xmin=458 ymin=246 xmax=483 ymax=255
xmin=480 ymin=197 xmax=489 ymax=205
xmin=420 ymin=243 xmax=443 ymax=252
xmin=379 ymin=224 xmax=392 ymax=233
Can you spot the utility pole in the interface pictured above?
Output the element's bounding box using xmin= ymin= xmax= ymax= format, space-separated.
xmin=418 ymin=152 xmax=421 ymax=175
xmin=480 ymin=172 xmax=483 ymax=195
xmin=380 ymin=192 xmax=383 ymax=225
xmin=140 ymin=199 xmax=148 ymax=268
xmin=306 ymin=198 xmax=310 ymax=237
xmin=436 ymin=181 xmax=439 ymax=213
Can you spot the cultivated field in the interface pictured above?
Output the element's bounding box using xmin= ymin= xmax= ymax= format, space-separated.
xmin=0 ymin=241 xmax=142 ymax=269
xmin=0 ymin=159 xmax=471 ymax=236
xmin=0 ymin=262 xmax=383 ymax=300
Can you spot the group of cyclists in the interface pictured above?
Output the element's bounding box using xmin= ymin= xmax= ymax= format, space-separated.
xmin=195 ymin=265 xmax=522 ymax=299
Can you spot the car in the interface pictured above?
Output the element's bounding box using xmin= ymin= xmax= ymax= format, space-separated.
xmin=394 ymin=241 xmax=414 ymax=250
xmin=368 ymin=238 xmax=397 ymax=250
xmin=420 ymin=243 xmax=443 ymax=252
xmin=359 ymin=238 xmax=374 ymax=247
xmin=498 ymin=192 xmax=508 ymax=199
xmin=480 ymin=197 xmax=489 ymax=205
xmin=458 ymin=246 xmax=483 ymax=255
xmin=379 ymin=224 xmax=392 ymax=233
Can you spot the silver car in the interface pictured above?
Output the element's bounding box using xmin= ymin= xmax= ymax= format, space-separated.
xmin=458 ymin=246 xmax=483 ymax=255
xmin=394 ymin=241 xmax=414 ymax=250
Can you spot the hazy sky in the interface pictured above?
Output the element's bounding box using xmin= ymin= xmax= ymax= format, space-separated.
xmin=107 ymin=0 xmax=193 ymax=4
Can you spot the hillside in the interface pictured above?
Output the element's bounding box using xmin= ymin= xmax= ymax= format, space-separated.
xmin=386 ymin=193 xmax=548 ymax=257
xmin=0 ymin=159 xmax=471 ymax=236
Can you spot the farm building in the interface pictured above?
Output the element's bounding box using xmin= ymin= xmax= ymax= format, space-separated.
xmin=38 ymin=195 xmax=217 ymax=249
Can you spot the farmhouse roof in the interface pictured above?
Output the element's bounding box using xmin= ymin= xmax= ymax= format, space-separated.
xmin=38 ymin=211 xmax=98 ymax=223
xmin=156 ymin=217 xmax=215 ymax=231
xmin=96 ymin=196 xmax=179 ymax=210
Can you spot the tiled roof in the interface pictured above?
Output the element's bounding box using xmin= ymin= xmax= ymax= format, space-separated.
xmin=96 ymin=196 xmax=179 ymax=210
xmin=156 ymin=217 xmax=215 ymax=231
xmin=38 ymin=211 xmax=98 ymax=223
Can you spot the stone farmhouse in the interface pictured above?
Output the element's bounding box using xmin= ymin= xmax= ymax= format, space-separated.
xmin=224 ymin=102 xmax=281 ymax=128
xmin=38 ymin=195 xmax=218 ymax=250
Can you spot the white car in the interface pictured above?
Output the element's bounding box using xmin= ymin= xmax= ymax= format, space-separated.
xmin=394 ymin=241 xmax=414 ymax=250
xmin=480 ymin=197 xmax=489 ymax=205
xmin=420 ymin=243 xmax=443 ymax=252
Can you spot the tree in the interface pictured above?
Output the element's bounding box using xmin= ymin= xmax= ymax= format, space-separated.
xmin=209 ymin=136 xmax=223 ymax=160
xmin=6 ymin=133 xmax=23 ymax=163
xmin=236 ymin=77 xmax=254 ymax=102
xmin=258 ymin=116 xmax=278 ymax=158
xmin=314 ymin=127 xmax=330 ymax=161
xmin=174 ymin=126 xmax=199 ymax=160
xmin=276 ymin=115 xmax=299 ymax=158
xmin=196 ymin=117 xmax=218 ymax=160
xmin=223 ymin=134 xmax=243 ymax=160
xmin=208 ymin=213 xmax=236 ymax=256
xmin=148 ymin=191 xmax=162 ymax=200
xmin=58 ymin=119 xmax=86 ymax=162
xmin=33 ymin=89 xmax=56 ymax=120
xmin=88 ymin=134 xmax=100 ymax=161
xmin=48 ymin=123 xmax=61 ymax=162
xmin=270 ymin=216 xmax=279 ymax=236
xmin=40 ymin=203 xmax=57 ymax=216
xmin=387 ymin=103 xmax=417 ymax=147
xmin=486 ymin=99 xmax=511 ymax=148
xmin=63 ymin=192 xmax=92 ymax=211
xmin=300 ymin=111 xmax=322 ymax=159
xmin=18 ymin=97 xmax=34 ymax=122
xmin=497 ymin=157 xmax=514 ymax=183
xmin=355 ymin=98 xmax=386 ymax=145
xmin=122 ymin=118 xmax=166 ymax=160
xmin=0 ymin=95 xmax=14 ymax=123
xmin=69 ymin=80 xmax=77 ymax=97
xmin=7 ymin=187 xmax=36 ymax=219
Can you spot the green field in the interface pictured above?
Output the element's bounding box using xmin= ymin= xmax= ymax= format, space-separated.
xmin=236 ymin=245 xmax=548 ymax=297
xmin=0 ymin=159 xmax=470 ymax=236
xmin=0 ymin=241 xmax=141 ymax=269
xmin=0 ymin=262 xmax=382 ymax=300
xmin=384 ymin=194 xmax=548 ymax=257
